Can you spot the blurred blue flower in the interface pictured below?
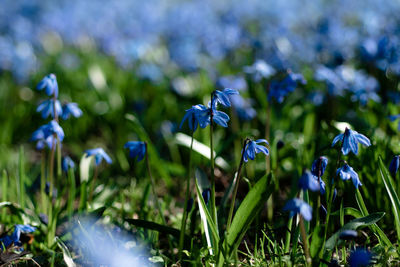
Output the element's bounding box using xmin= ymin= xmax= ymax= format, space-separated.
xmin=339 ymin=230 xmax=358 ymax=240
xmin=212 ymin=88 xmax=239 ymax=108
xmin=298 ymin=170 xmax=320 ymax=192
xmin=62 ymin=156 xmax=75 ymax=172
xmin=31 ymin=120 xmax=64 ymax=150
xmin=389 ymin=155 xmax=400 ymax=175
xmin=0 ymin=224 xmax=36 ymax=249
xmin=269 ymin=72 xmax=306 ymax=103
xmin=242 ymin=139 xmax=269 ymax=162
xmin=124 ymin=141 xmax=146 ymax=162
xmin=37 ymin=73 xmax=59 ymax=97
xmin=283 ymin=198 xmax=312 ymax=221
xmin=85 ymin=148 xmax=112 ymax=166
xmin=319 ymin=179 xmax=326 ymax=195
xmin=332 ymin=128 xmax=371 ymax=155
xmin=337 ymin=163 xmax=362 ymax=189
xmin=243 ymin=60 xmax=276 ymax=82
xmin=348 ymin=248 xmax=372 ymax=267
xmin=61 ymin=102 xmax=83 ymax=120
xmin=217 ymin=76 xmax=247 ymax=91
xmin=311 ymin=156 xmax=328 ymax=177
xmin=202 ymin=188 xmax=211 ymax=205
xmin=36 ymin=99 xmax=62 ymax=119
xmin=180 ymin=104 xmax=210 ymax=131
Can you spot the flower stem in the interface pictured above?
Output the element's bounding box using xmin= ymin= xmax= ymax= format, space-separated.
xmin=210 ymin=92 xmax=217 ymax=224
xmin=299 ymin=216 xmax=311 ymax=266
xmin=227 ymin=138 xmax=249 ymax=230
xmin=88 ymin=165 xmax=99 ymax=202
xmin=41 ymin=150 xmax=47 ymax=213
xmin=178 ymin=131 xmax=194 ymax=260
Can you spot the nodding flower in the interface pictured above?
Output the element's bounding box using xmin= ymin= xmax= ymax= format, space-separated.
xmin=124 ymin=141 xmax=146 ymax=162
xmin=283 ymin=198 xmax=312 ymax=221
xmin=242 ymin=139 xmax=269 ymax=162
xmin=61 ymin=102 xmax=83 ymax=120
xmin=389 ymin=155 xmax=400 ymax=176
xmin=85 ymin=148 xmax=112 ymax=166
xmin=37 ymin=73 xmax=59 ymax=98
xmin=36 ymin=99 xmax=62 ymax=119
xmin=311 ymin=156 xmax=328 ymax=177
xmin=337 ymin=162 xmax=362 ymax=189
xmin=332 ymin=127 xmax=371 ymax=155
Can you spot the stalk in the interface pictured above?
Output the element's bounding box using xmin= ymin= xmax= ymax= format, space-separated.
xmin=316 ymin=159 xmax=322 ymax=227
xmin=299 ymin=216 xmax=311 ymax=266
xmin=41 ymin=150 xmax=47 ymax=213
xmin=178 ymin=131 xmax=194 ymax=260
xmin=18 ymin=146 xmax=25 ymax=209
xmin=88 ymin=166 xmax=99 ymax=202
xmin=210 ymin=105 xmax=217 ymax=224
xmin=227 ymin=139 xmax=249 ymax=230
xmin=67 ymin=168 xmax=76 ymax=219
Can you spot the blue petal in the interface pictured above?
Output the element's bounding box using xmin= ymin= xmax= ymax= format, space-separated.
xmin=332 ymin=133 xmax=343 ymax=147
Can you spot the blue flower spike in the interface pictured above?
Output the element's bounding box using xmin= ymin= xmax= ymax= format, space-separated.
xmin=37 ymin=73 xmax=59 ymax=97
xmin=180 ymin=104 xmax=210 ymax=131
xmin=332 ymin=128 xmax=371 ymax=155
xmin=311 ymin=156 xmax=328 ymax=177
xmin=85 ymin=148 xmax=112 ymax=166
xmin=298 ymin=170 xmax=320 ymax=192
xmin=242 ymin=139 xmax=269 ymax=162
xmin=62 ymin=102 xmax=83 ymax=120
xmin=283 ymin=198 xmax=312 ymax=221
xmin=389 ymin=155 xmax=400 ymax=176
xmin=31 ymin=120 xmax=65 ymax=150
xmin=36 ymin=99 xmax=62 ymax=119
xmin=124 ymin=141 xmax=146 ymax=162
xmin=348 ymin=248 xmax=372 ymax=267
xmin=337 ymin=163 xmax=362 ymax=189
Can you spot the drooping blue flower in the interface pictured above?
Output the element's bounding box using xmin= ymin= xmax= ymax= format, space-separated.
xmin=243 ymin=60 xmax=276 ymax=82
xmin=31 ymin=120 xmax=64 ymax=150
xmin=36 ymin=99 xmax=62 ymax=119
xmin=298 ymin=171 xmax=320 ymax=192
xmin=311 ymin=156 xmax=328 ymax=177
xmin=348 ymin=248 xmax=372 ymax=267
xmin=61 ymin=102 xmax=83 ymax=120
xmin=332 ymin=128 xmax=371 ymax=155
xmin=124 ymin=141 xmax=146 ymax=162
xmin=269 ymin=72 xmax=307 ymax=103
xmin=212 ymin=88 xmax=239 ymax=108
xmin=37 ymin=73 xmax=59 ymax=97
xmin=339 ymin=230 xmax=358 ymax=240
xmin=283 ymin=198 xmax=312 ymax=221
xmin=62 ymin=156 xmax=75 ymax=172
xmin=242 ymin=139 xmax=269 ymax=162
xmin=180 ymin=104 xmax=210 ymax=131
xmin=389 ymin=155 xmax=400 ymax=175
xmin=0 ymin=224 xmax=36 ymax=249
xmin=85 ymin=148 xmax=112 ymax=166
xmin=202 ymin=188 xmax=211 ymax=205
xmin=337 ymin=163 xmax=362 ymax=189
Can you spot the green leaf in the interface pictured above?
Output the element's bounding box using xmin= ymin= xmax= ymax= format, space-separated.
xmin=125 ymin=218 xmax=184 ymax=239
xmin=222 ymin=173 xmax=273 ymax=261
xmin=310 ymin=224 xmax=324 ymax=259
xmin=331 ymin=207 xmax=362 ymax=219
xmin=378 ymin=156 xmax=400 ymax=242
xmin=325 ymin=212 xmax=385 ymax=250
xmin=55 ymin=237 xmax=76 ymax=267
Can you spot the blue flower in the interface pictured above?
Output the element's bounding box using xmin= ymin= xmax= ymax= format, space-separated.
xmin=269 ymin=72 xmax=306 ymax=103
xmin=298 ymin=171 xmax=320 ymax=192
xmin=124 ymin=141 xmax=146 ymax=162
xmin=230 ymin=94 xmax=256 ymax=121
xmin=202 ymin=188 xmax=211 ymax=205
xmin=348 ymin=248 xmax=372 ymax=267
xmin=243 ymin=60 xmax=276 ymax=82
xmin=212 ymin=88 xmax=239 ymax=108
xmin=62 ymin=156 xmax=75 ymax=172
xmin=85 ymin=148 xmax=112 ymax=166
xmin=389 ymin=155 xmax=400 ymax=175
xmin=242 ymin=139 xmax=269 ymax=162
xmin=339 ymin=230 xmax=358 ymax=240
xmin=283 ymin=198 xmax=312 ymax=221
xmin=311 ymin=156 xmax=328 ymax=177
xmin=320 ymin=179 xmax=326 ymax=195
xmin=180 ymin=104 xmax=210 ymax=131
xmin=0 ymin=224 xmax=36 ymax=249
xmin=31 ymin=120 xmax=64 ymax=150
xmin=337 ymin=163 xmax=362 ymax=189
xmin=61 ymin=102 xmax=83 ymax=120
xmin=37 ymin=73 xmax=59 ymax=97
xmin=36 ymin=99 xmax=62 ymax=119
xmin=332 ymin=128 xmax=371 ymax=155
xmin=389 ymin=115 xmax=400 ymax=131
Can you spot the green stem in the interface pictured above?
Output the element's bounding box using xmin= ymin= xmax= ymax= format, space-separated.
xmin=18 ymin=146 xmax=25 ymax=209
xmin=178 ymin=132 xmax=194 ymax=260
xmin=227 ymin=139 xmax=249 ymax=230
xmin=49 ymin=137 xmax=56 ymax=203
xmin=88 ymin=166 xmax=99 ymax=202
xmin=299 ymin=216 xmax=311 ymax=266
xmin=41 ymin=150 xmax=47 ymax=213
xmin=67 ymin=168 xmax=76 ymax=219
xmin=210 ymin=107 xmax=217 ymax=224
xmin=284 ymin=217 xmax=293 ymax=253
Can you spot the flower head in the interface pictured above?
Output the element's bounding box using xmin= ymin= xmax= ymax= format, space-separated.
xmin=85 ymin=148 xmax=112 ymax=166
xmin=389 ymin=155 xmax=400 ymax=176
xmin=298 ymin=170 xmax=320 ymax=192
xmin=31 ymin=120 xmax=64 ymax=150
xmin=37 ymin=73 xmax=59 ymax=97
xmin=348 ymin=248 xmax=372 ymax=267
xmin=332 ymin=128 xmax=371 ymax=155
xmin=212 ymin=88 xmax=239 ymax=108
xmin=337 ymin=163 xmax=362 ymax=189
xmin=36 ymin=99 xmax=62 ymax=119
xmin=124 ymin=141 xmax=146 ymax=162
xmin=242 ymin=139 xmax=269 ymax=162
xmin=311 ymin=156 xmax=328 ymax=177
xmin=62 ymin=156 xmax=75 ymax=172
xmin=62 ymin=102 xmax=83 ymax=120
xmin=283 ymin=198 xmax=312 ymax=221
xmin=180 ymin=104 xmax=210 ymax=131
xmin=0 ymin=224 xmax=36 ymax=249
